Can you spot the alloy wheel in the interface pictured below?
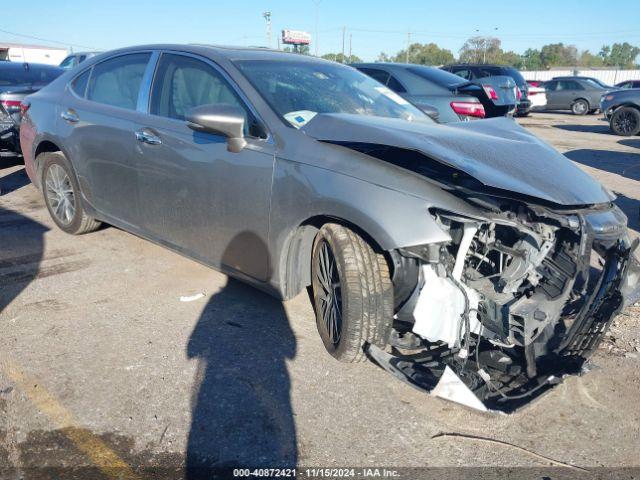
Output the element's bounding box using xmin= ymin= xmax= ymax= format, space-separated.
xmin=45 ymin=164 xmax=76 ymax=225
xmin=613 ymin=110 xmax=638 ymax=135
xmin=315 ymin=241 xmax=343 ymax=345
xmin=573 ymin=101 xmax=587 ymax=115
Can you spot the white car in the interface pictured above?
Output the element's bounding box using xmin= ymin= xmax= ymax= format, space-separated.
xmin=528 ymin=85 xmax=547 ymax=110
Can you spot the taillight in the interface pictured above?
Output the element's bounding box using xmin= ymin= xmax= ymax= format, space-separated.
xmin=450 ymin=101 xmax=486 ymax=118
xmin=20 ymin=101 xmax=30 ymax=116
xmin=1 ymin=99 xmax=22 ymax=114
xmin=516 ymin=87 xmax=522 ymax=100
xmin=482 ymin=84 xmax=498 ymax=100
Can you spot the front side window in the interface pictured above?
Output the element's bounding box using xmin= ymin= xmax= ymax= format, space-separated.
xmin=235 ymin=59 xmax=430 ymax=128
xmin=87 ymin=53 xmax=151 ymax=110
xmin=358 ymin=68 xmax=390 ymax=86
xmin=386 ymin=74 xmax=406 ymax=93
xmin=150 ymin=53 xmax=246 ymax=122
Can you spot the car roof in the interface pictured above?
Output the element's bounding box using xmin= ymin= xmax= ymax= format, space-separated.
xmin=96 ymin=44 xmax=332 ymax=64
xmin=353 ymin=62 xmax=440 ymax=69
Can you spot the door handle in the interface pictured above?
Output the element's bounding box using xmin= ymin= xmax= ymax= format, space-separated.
xmin=134 ymin=129 xmax=162 ymax=145
xmin=60 ymin=109 xmax=79 ymax=123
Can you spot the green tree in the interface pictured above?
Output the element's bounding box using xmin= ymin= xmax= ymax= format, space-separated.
xmin=539 ymin=43 xmax=578 ymax=67
xmin=377 ymin=52 xmax=392 ymax=62
xmin=578 ymin=50 xmax=604 ymax=67
xmin=603 ymin=42 xmax=640 ymax=68
xmin=393 ymin=42 xmax=454 ymax=65
xmin=321 ymin=52 xmax=362 ymax=63
xmin=283 ymin=45 xmax=310 ymax=55
xmin=459 ymin=36 xmax=503 ymax=64
xmin=521 ymin=48 xmax=543 ymax=70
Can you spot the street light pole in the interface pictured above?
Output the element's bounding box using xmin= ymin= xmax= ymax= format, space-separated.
xmin=262 ymin=11 xmax=272 ymax=49
xmin=312 ymin=0 xmax=322 ymax=56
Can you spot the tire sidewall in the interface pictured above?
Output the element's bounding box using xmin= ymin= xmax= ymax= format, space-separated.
xmin=41 ymin=152 xmax=85 ymax=234
xmin=311 ymin=228 xmax=352 ymax=360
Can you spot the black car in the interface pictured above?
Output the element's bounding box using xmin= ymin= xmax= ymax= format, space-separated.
xmin=614 ymin=80 xmax=640 ymax=89
xmin=353 ymin=63 xmax=487 ymax=122
xmin=442 ymin=64 xmax=529 ymax=116
xmin=0 ymin=62 xmax=63 ymax=157
xmin=601 ymin=88 xmax=640 ymax=136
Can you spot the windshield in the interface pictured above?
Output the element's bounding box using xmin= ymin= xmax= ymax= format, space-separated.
xmin=235 ymin=59 xmax=431 ymax=128
xmin=584 ymin=78 xmax=608 ymax=89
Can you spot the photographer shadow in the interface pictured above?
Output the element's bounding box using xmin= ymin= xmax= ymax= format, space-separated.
xmin=186 ymin=231 xmax=297 ymax=478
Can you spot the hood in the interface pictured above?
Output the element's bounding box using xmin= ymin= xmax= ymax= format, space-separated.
xmin=301 ymin=113 xmax=613 ymax=206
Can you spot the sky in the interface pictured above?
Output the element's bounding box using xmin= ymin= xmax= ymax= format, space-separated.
xmin=3 ymin=0 xmax=640 ymax=62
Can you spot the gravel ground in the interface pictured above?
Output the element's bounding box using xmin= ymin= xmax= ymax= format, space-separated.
xmin=0 ymin=112 xmax=638 ymax=479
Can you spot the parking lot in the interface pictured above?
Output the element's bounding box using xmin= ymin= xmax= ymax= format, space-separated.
xmin=1 ymin=112 xmax=639 ymax=477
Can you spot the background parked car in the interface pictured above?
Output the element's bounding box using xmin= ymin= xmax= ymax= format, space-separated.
xmin=442 ymin=64 xmax=527 ymax=116
xmin=615 ymin=80 xmax=640 ymax=89
xmin=59 ymin=52 xmax=99 ymax=70
xmin=601 ymin=88 xmax=640 ymax=136
xmin=0 ymin=62 xmax=63 ymax=157
xmin=527 ymin=84 xmax=547 ymax=110
xmin=553 ymin=75 xmax=611 ymax=89
xmin=542 ymin=77 xmax=607 ymax=115
xmin=354 ymin=63 xmax=485 ymax=122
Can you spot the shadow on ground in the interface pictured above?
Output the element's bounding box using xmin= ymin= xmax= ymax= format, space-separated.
xmin=0 ymin=167 xmax=31 ymax=196
xmin=613 ymin=192 xmax=640 ymax=232
xmin=553 ymin=123 xmax=611 ymax=134
xmin=618 ymin=138 xmax=640 ymax=149
xmin=186 ymin=231 xmax=297 ymax=478
xmin=564 ymin=149 xmax=640 ymax=181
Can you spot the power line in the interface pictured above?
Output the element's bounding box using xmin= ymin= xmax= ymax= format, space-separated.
xmin=0 ymin=28 xmax=98 ymax=50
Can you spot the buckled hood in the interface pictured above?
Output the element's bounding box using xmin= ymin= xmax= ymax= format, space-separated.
xmin=301 ymin=113 xmax=614 ymax=206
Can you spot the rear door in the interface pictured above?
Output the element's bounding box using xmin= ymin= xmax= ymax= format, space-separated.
xmin=555 ymin=80 xmax=584 ymax=109
xmin=134 ymin=52 xmax=274 ymax=280
xmin=60 ymin=52 xmax=153 ymax=227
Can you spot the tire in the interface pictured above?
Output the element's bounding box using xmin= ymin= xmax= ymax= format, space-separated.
xmin=610 ymin=107 xmax=640 ymax=136
xmin=40 ymin=151 xmax=101 ymax=235
xmin=311 ymin=223 xmax=393 ymax=363
xmin=571 ymin=99 xmax=589 ymax=115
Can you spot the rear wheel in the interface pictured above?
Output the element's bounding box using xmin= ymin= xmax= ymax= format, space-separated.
xmin=610 ymin=107 xmax=640 ymax=136
xmin=41 ymin=152 xmax=101 ymax=234
xmin=571 ymin=99 xmax=589 ymax=115
xmin=311 ymin=223 xmax=393 ymax=363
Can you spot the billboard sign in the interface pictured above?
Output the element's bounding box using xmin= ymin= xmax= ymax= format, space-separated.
xmin=282 ymin=30 xmax=311 ymax=45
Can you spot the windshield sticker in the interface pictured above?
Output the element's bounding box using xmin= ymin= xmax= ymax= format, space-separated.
xmin=374 ymin=86 xmax=409 ymax=105
xmin=284 ymin=110 xmax=318 ymax=128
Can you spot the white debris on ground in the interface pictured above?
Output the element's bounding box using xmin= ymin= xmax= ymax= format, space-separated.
xmin=179 ymin=292 xmax=206 ymax=302
xmin=599 ymin=304 xmax=640 ymax=358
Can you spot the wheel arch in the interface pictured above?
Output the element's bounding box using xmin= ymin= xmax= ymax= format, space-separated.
xmin=32 ymin=139 xmax=65 ymax=189
xmin=572 ymin=97 xmax=591 ymax=108
xmin=281 ymin=214 xmax=399 ymax=301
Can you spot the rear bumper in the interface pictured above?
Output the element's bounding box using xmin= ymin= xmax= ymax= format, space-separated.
xmin=516 ymin=99 xmax=532 ymax=114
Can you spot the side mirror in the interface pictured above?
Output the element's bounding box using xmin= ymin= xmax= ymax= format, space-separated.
xmin=186 ymin=104 xmax=247 ymax=153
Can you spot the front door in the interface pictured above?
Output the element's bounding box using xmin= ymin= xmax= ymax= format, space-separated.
xmin=134 ymin=52 xmax=274 ymax=281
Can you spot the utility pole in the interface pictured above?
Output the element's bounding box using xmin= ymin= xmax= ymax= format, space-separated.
xmin=341 ymin=26 xmax=346 ymax=62
xmin=262 ymin=11 xmax=272 ymax=49
xmin=405 ymin=30 xmax=411 ymax=63
xmin=349 ymin=33 xmax=352 ymax=63
xmin=313 ymin=0 xmax=322 ymax=56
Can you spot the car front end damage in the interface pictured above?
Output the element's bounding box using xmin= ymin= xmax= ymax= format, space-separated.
xmin=369 ymin=199 xmax=639 ymax=413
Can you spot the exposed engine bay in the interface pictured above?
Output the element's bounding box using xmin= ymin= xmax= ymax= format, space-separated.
xmin=367 ymin=199 xmax=637 ymax=413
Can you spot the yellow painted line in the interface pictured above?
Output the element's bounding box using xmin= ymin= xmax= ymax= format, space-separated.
xmin=2 ymin=359 xmax=141 ymax=480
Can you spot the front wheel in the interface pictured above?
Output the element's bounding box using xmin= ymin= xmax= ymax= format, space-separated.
xmin=311 ymin=224 xmax=393 ymax=363
xmin=571 ymin=99 xmax=589 ymax=115
xmin=41 ymin=151 xmax=101 ymax=234
xmin=610 ymin=107 xmax=640 ymax=136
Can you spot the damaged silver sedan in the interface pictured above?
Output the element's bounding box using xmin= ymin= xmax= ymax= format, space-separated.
xmin=20 ymin=45 xmax=640 ymax=412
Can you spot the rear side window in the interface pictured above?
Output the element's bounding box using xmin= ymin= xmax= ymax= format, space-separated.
xmin=478 ymin=66 xmax=503 ymax=78
xmin=70 ymin=69 xmax=91 ymax=97
xmin=358 ymin=68 xmax=390 ymax=85
xmin=386 ymin=74 xmax=406 ymax=93
xmin=60 ymin=56 xmax=75 ymax=69
xmin=87 ymin=53 xmax=151 ymax=110
xmin=558 ymin=80 xmax=582 ymax=90
xmin=452 ymin=68 xmax=473 ymax=80
xmin=150 ymin=53 xmax=246 ymax=121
